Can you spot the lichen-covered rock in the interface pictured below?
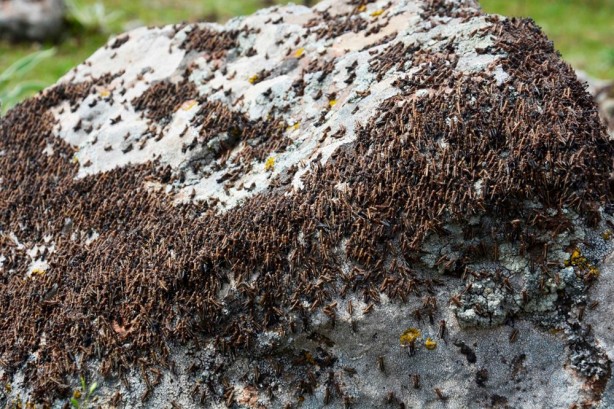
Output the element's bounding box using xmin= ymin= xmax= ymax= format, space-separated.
xmin=1 ymin=0 xmax=613 ymax=407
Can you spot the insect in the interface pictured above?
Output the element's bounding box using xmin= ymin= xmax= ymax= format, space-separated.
xmin=438 ymin=320 xmax=446 ymax=339
xmin=509 ymin=328 xmax=519 ymax=343
xmin=577 ymin=306 xmax=585 ymax=321
xmin=521 ymin=289 xmax=529 ymax=304
xmin=378 ymin=356 xmax=386 ymax=373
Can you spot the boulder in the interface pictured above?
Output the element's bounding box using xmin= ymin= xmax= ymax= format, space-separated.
xmin=1 ymin=0 xmax=613 ymax=407
xmin=576 ymin=70 xmax=614 ymax=138
xmin=0 ymin=0 xmax=65 ymax=41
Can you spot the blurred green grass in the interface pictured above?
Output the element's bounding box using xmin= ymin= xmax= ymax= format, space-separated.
xmin=0 ymin=0 xmax=612 ymax=109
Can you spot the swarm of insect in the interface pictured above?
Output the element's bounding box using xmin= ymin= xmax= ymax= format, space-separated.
xmin=0 ymin=0 xmax=611 ymax=405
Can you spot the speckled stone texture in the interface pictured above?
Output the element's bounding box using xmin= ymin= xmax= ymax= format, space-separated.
xmin=1 ymin=0 xmax=613 ymax=408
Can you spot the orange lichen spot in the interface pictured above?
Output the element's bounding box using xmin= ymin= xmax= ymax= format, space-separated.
xmin=265 ymin=156 xmax=276 ymax=172
xmin=248 ymin=74 xmax=259 ymax=84
xmin=294 ymin=47 xmax=305 ymax=58
xmin=371 ymin=9 xmax=384 ymax=17
xmin=180 ymin=99 xmax=198 ymax=111
xmin=425 ymin=337 xmax=437 ymax=350
xmin=400 ymin=327 xmax=421 ymax=346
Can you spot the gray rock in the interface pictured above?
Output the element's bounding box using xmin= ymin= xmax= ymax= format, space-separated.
xmin=576 ymin=69 xmax=614 ymax=137
xmin=0 ymin=0 xmax=65 ymax=41
xmin=0 ymin=0 xmax=613 ymax=408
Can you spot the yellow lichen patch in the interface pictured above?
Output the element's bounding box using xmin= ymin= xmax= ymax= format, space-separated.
xmin=370 ymin=9 xmax=384 ymax=17
xmin=73 ymin=389 xmax=82 ymax=399
xmin=586 ymin=265 xmax=600 ymax=279
xmin=31 ymin=268 xmax=46 ymax=277
xmin=294 ymin=47 xmax=305 ymax=58
xmin=265 ymin=156 xmax=276 ymax=172
xmin=5 ymin=383 xmax=11 ymax=392
xmin=399 ymin=327 xmax=421 ymax=346
xmin=602 ymin=230 xmax=612 ymax=240
xmin=248 ymin=74 xmax=259 ymax=84
xmin=565 ymin=248 xmax=600 ymax=280
xmin=287 ymin=122 xmax=300 ymax=132
xmin=71 ymin=155 xmax=79 ymax=164
xmin=180 ymin=99 xmax=198 ymax=111
xmin=425 ymin=337 xmax=437 ymax=350
xmin=357 ymin=4 xmax=367 ymax=12
xmin=99 ymin=88 xmax=111 ymax=98
xmin=328 ymin=99 xmax=337 ymax=108
xmin=571 ymin=249 xmax=582 ymax=263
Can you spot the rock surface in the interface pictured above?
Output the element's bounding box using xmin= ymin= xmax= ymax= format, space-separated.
xmin=1 ymin=0 xmax=613 ymax=407
xmin=0 ymin=0 xmax=65 ymax=41
xmin=577 ymin=70 xmax=614 ymax=138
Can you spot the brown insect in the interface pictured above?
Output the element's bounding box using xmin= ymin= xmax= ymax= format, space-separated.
xmin=378 ymin=355 xmax=386 ymax=374
xmin=438 ymin=320 xmax=446 ymax=339
xmin=412 ymin=374 xmax=420 ymax=389
xmin=434 ymin=388 xmax=446 ymax=400
xmin=577 ymin=306 xmax=585 ymax=321
xmin=509 ymin=328 xmax=519 ymax=343
xmin=449 ymin=295 xmax=462 ymax=307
